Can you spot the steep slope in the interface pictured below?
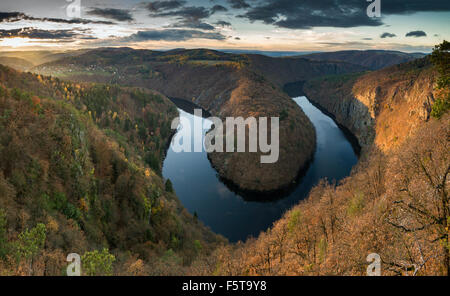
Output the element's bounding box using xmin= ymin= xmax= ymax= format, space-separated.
xmin=0 ymin=65 xmax=224 ymax=275
xmin=304 ymin=57 xmax=437 ymax=151
xmin=212 ymin=114 xmax=449 ymax=276
xmin=301 ymin=50 xmax=426 ymax=70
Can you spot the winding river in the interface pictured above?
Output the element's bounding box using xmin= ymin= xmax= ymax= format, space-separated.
xmin=162 ymin=96 xmax=358 ymax=242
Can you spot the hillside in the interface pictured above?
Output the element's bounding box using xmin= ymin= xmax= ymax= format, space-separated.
xmin=301 ymin=50 xmax=426 ymax=70
xmin=0 ymin=57 xmax=34 ymax=71
xmin=0 ymin=50 xmax=89 ymax=68
xmin=0 ymin=65 xmax=224 ymax=275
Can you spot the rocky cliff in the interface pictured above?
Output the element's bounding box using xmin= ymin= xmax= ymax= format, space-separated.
xmin=304 ymin=57 xmax=437 ymax=152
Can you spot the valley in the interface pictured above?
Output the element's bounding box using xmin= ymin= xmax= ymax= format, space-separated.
xmin=0 ymin=45 xmax=448 ymax=276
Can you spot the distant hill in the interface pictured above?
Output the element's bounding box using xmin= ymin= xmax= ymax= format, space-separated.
xmin=300 ymin=50 xmax=426 ymax=70
xmin=0 ymin=56 xmax=34 ymax=71
xmin=0 ymin=49 xmax=89 ymax=68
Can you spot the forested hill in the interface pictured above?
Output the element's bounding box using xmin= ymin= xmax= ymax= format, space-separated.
xmin=300 ymin=50 xmax=426 ymax=70
xmin=0 ymin=65 xmax=225 ymax=275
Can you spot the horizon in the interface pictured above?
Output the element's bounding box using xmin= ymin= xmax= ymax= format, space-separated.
xmin=0 ymin=0 xmax=449 ymax=53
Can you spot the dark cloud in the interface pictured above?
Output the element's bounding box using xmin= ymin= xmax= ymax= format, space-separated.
xmin=124 ymin=29 xmax=226 ymax=41
xmin=170 ymin=20 xmax=215 ymax=30
xmin=242 ymin=0 xmax=450 ymax=29
xmin=380 ymin=32 xmax=397 ymax=38
xmin=0 ymin=27 xmax=81 ymax=39
xmin=235 ymin=37 xmax=241 ymax=40
xmin=150 ymin=6 xmax=211 ymax=21
xmin=0 ymin=11 xmax=114 ymax=25
xmin=211 ymin=5 xmax=228 ymax=14
xmin=405 ymin=30 xmax=427 ymax=37
xmin=146 ymin=1 xmax=186 ymax=12
xmin=362 ymin=37 xmax=373 ymax=40
xmin=87 ymin=8 xmax=134 ymax=22
xmin=228 ymin=0 xmax=250 ymax=9
xmin=215 ymin=20 xmax=232 ymax=27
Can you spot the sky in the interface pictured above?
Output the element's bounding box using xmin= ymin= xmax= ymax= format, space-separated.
xmin=0 ymin=0 xmax=449 ymax=52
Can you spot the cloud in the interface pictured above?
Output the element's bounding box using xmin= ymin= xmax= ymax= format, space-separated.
xmin=241 ymin=0 xmax=450 ymax=29
xmin=211 ymin=5 xmax=228 ymax=14
xmin=215 ymin=20 xmax=232 ymax=27
xmin=0 ymin=11 xmax=114 ymax=25
xmin=169 ymin=20 xmax=215 ymax=30
xmin=123 ymin=29 xmax=226 ymax=42
xmin=228 ymin=0 xmax=250 ymax=9
xmin=405 ymin=30 xmax=427 ymax=37
xmin=380 ymin=32 xmax=397 ymax=38
xmin=150 ymin=6 xmax=211 ymax=21
xmin=87 ymin=8 xmax=134 ymax=22
xmin=146 ymin=0 xmax=187 ymax=12
xmin=0 ymin=27 xmax=81 ymax=39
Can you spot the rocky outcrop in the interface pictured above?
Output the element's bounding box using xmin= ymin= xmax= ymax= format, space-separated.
xmin=304 ymin=58 xmax=437 ymax=152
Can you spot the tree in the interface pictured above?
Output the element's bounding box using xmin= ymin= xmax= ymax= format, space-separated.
xmin=165 ymin=179 xmax=174 ymax=193
xmin=82 ymin=248 xmax=116 ymax=276
xmin=430 ymin=40 xmax=450 ymax=118
xmin=431 ymin=40 xmax=450 ymax=89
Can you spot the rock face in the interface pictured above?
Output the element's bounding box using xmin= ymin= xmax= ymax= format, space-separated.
xmin=304 ymin=58 xmax=437 ymax=152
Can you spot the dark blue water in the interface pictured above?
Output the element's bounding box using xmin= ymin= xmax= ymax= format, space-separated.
xmin=162 ymin=96 xmax=358 ymax=242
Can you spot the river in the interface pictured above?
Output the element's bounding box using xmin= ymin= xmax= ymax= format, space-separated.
xmin=162 ymin=96 xmax=358 ymax=242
